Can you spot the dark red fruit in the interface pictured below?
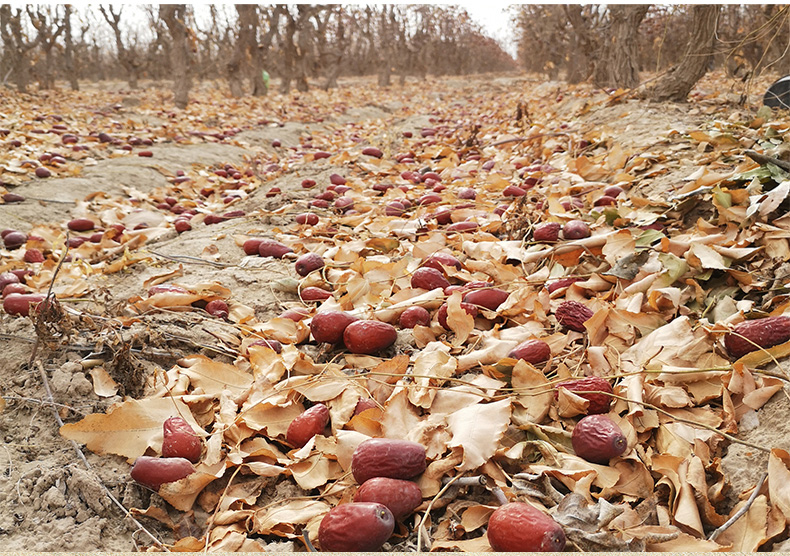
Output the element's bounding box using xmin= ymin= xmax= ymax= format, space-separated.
xmin=507 ymin=339 xmax=551 ymax=364
xmin=243 ymin=238 xmax=263 ymax=255
xmin=555 ymin=376 xmax=613 ymax=414
xmin=502 ymin=185 xmax=526 ymax=197
xmin=295 ymin=252 xmax=325 ymax=276
xmin=3 ymin=231 xmax=27 ymax=249
xmin=344 ymin=320 xmax=398 ymax=354
xmin=318 ymin=502 xmax=395 ymax=552
xmin=463 ymin=288 xmax=510 ymax=312
xmin=295 ymin=212 xmax=319 ymax=225
xmin=487 ymin=502 xmax=566 ymax=552
xmin=571 ymin=414 xmax=627 ymax=464
xmin=421 ymin=252 xmax=462 ymax=271
xmin=162 ymin=416 xmax=202 ymax=463
xmin=130 ymin=456 xmax=195 ymax=491
xmin=23 ymin=248 xmax=45 ymax=263
xmin=258 ymin=239 xmax=293 ymax=258
xmin=205 ymin=299 xmax=229 ymax=319
xmin=310 ymin=311 xmax=359 ymax=344
xmin=300 ymin=286 xmax=332 ymax=301
xmin=3 ymin=293 xmax=45 ymax=316
xmin=362 ymin=147 xmax=383 ymax=158
xmin=351 ymin=438 xmax=427 ymax=484
xmin=724 ymin=316 xmax=790 ymax=358
xmin=68 ymin=218 xmax=95 ymax=232
xmin=555 ymin=300 xmax=594 ymax=332
xmin=354 ymin=477 xmax=423 ymax=520
xmin=286 ymin=403 xmax=330 ymax=448
xmin=410 ymin=267 xmax=450 ymax=291
xmin=546 ymin=277 xmax=584 ymax=293
xmin=399 ymin=306 xmax=431 ymax=328
xmin=563 ymin=219 xmax=591 ymax=239
xmin=437 ymin=302 xmax=478 ymax=329
xmin=533 ymin=222 xmax=561 ymax=243
xmin=250 ymin=338 xmax=283 ymax=353
xmin=353 ymin=398 xmax=379 ymax=415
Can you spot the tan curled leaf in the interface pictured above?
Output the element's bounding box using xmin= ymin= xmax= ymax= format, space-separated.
xmin=88 ymin=367 xmax=119 ymax=397
xmin=447 ymin=398 xmax=511 ymax=472
xmin=446 ymin=290 xmax=474 ymax=346
xmin=253 ymin=499 xmax=331 ymax=536
xmin=176 ymin=355 xmax=254 ymax=396
xmin=159 ymin=467 xmax=222 ymax=512
xmin=512 ymin=360 xmax=552 ymax=425
xmin=60 ymin=397 xmax=200 ymax=461
xmin=769 ymin=448 xmax=790 ymax=523
xmin=408 ymin=342 xmax=457 ymax=409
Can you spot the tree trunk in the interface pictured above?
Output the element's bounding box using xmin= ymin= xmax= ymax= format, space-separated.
xmin=649 ymin=5 xmax=720 ymax=101
xmin=99 ymin=6 xmax=140 ymax=89
xmin=564 ymin=5 xmax=596 ymax=83
xmin=160 ymin=5 xmax=191 ymax=109
xmin=594 ymin=5 xmax=650 ymax=88
xmin=63 ymin=5 xmax=78 ymax=90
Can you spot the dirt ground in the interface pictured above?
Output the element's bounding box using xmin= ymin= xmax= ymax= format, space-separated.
xmin=0 ymin=72 xmax=786 ymax=551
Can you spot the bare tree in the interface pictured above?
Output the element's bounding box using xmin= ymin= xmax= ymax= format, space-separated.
xmin=649 ymin=5 xmax=720 ymax=101
xmin=594 ymin=5 xmax=650 ymax=88
xmin=314 ymin=6 xmax=344 ymax=90
xmin=0 ymin=6 xmax=42 ymax=93
xmin=28 ymin=5 xmax=66 ymax=90
xmin=99 ymin=5 xmax=141 ymax=88
xmin=159 ymin=4 xmax=192 ymax=109
xmin=63 ymin=5 xmax=79 ymax=90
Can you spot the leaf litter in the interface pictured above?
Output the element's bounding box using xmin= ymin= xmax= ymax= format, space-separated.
xmin=3 ymin=72 xmax=790 ymax=551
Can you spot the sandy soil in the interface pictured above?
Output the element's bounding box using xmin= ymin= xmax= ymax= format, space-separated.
xmin=0 ymin=72 xmax=784 ymax=551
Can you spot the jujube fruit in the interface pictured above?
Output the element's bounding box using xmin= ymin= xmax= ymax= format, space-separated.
xmin=3 ymin=293 xmax=45 ymax=316
xmin=162 ymin=416 xmax=202 ymax=463
xmin=258 ymin=238 xmax=293 ymax=258
xmin=555 ymin=376 xmax=613 ymax=414
xmin=437 ymin=302 xmax=478 ymax=329
xmin=354 ymin=477 xmax=423 ymax=520
xmin=562 ymin=219 xmax=591 ymax=239
xmin=295 ymin=252 xmax=324 ymax=277
xmin=318 ymin=502 xmax=394 ymax=552
xmin=300 ymin=286 xmax=332 ymax=301
xmin=487 ymin=502 xmax=566 ymax=552
xmin=533 ymin=222 xmax=561 ymax=243
xmin=68 ymin=218 xmax=95 ymax=232
xmin=421 ymin=252 xmax=462 ymax=271
xmin=205 ymin=299 xmax=229 ymax=319
xmin=310 ymin=311 xmax=359 ymax=344
xmin=130 ymin=456 xmax=195 ymax=491
xmin=351 ymin=438 xmax=427 ymax=484
xmin=724 ymin=315 xmax=790 ymax=358
xmin=410 ymin=267 xmax=450 ymax=291
xmin=508 ymin=339 xmax=551 ymax=365
xmin=343 ymin=320 xmax=398 ymax=355
xmin=555 ymin=300 xmax=594 ymax=332
xmin=463 ymin=288 xmax=510 ymax=312
xmin=286 ymin=403 xmax=330 ymax=448
xmin=571 ymin=414 xmax=627 ymax=464
xmin=399 ymin=306 xmax=431 ymax=328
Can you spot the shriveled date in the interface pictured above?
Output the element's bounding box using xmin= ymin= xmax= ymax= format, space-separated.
xmin=555 ymin=376 xmax=613 ymax=414
xmin=555 ymin=300 xmax=594 ymax=332
xmin=318 ymin=502 xmax=394 ymax=552
xmin=571 ymin=414 xmax=627 ymax=464
xmin=724 ymin=315 xmax=790 ymax=358
xmin=487 ymin=502 xmax=566 ymax=552
xmin=162 ymin=416 xmax=202 ymax=463
xmin=351 ymin=438 xmax=427 ymax=484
